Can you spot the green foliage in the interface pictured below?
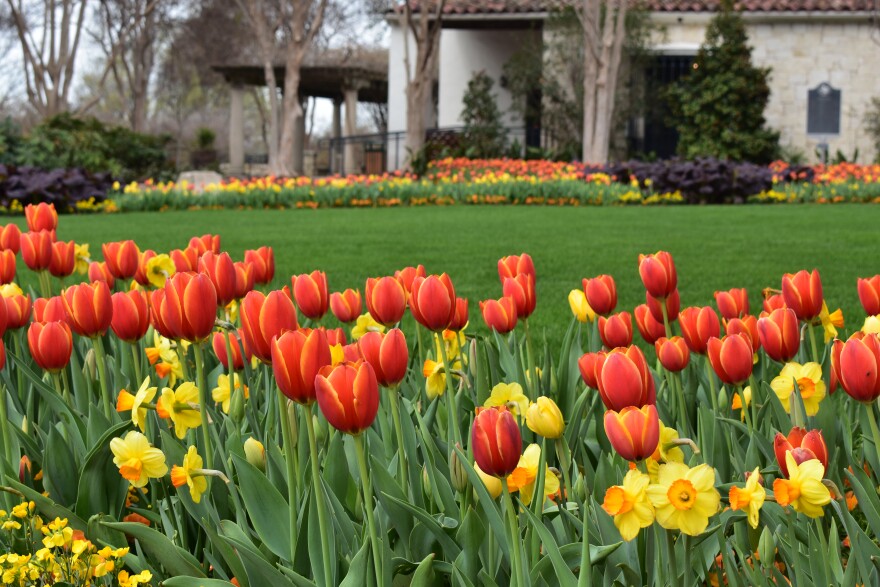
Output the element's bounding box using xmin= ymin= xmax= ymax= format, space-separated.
xmin=196 ymin=127 xmax=217 ymax=150
xmin=0 ymin=118 xmax=25 ymax=164
xmin=864 ymin=97 xmax=880 ymax=162
xmin=665 ymin=2 xmax=780 ymax=162
xmin=459 ymin=71 xmax=505 ymax=158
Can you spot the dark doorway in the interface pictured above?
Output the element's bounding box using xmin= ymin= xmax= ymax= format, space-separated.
xmin=640 ymin=55 xmax=695 ymax=159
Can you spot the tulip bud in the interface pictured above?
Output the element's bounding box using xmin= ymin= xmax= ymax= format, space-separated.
xmin=781 ymin=269 xmax=823 ymax=321
xmin=189 ymin=233 xmax=220 ymax=256
xmin=679 ymin=306 xmax=721 ymax=355
xmin=596 ymin=346 xmax=656 ymax=411
xmin=199 ymin=251 xmax=237 ymax=306
xmin=395 ymin=265 xmax=427 ymax=298
xmin=763 ymin=293 xmax=786 ymax=313
xmin=646 ymin=289 xmax=680 ymax=323
xmin=502 ymin=273 xmax=536 ymax=319
xmin=21 ymin=230 xmax=53 ymax=271
xmin=313 ymin=413 xmax=327 ymax=445
xmin=48 ymin=240 xmax=76 ymax=278
xmin=638 ymin=251 xmax=677 ymax=299
xmin=242 ymin=290 xmax=299 ymax=363
xmin=480 ymin=296 xmax=518 ymax=334
xmin=858 ymin=276 xmax=880 ymax=316
xmin=572 ymin=472 xmax=587 ymax=502
xmin=272 ymin=329 xmax=332 ymax=404
xmin=568 ymin=289 xmax=595 ymax=323
xmin=28 ymin=321 xmax=73 ymax=373
xmin=152 ymin=273 xmax=217 ymax=343
xmin=598 ymin=311 xmax=633 ymax=349
xmin=604 ymin=405 xmax=660 ymax=462
xmin=0 ymin=224 xmax=21 ymax=254
xmin=287 ymin=401 xmax=299 ymax=447
xmin=707 ymin=334 xmax=753 ymax=385
xmin=577 ymin=351 xmax=604 ymax=389
xmin=244 ymin=247 xmax=275 ymax=284
xmin=773 ymin=427 xmax=828 ymax=478
xmin=292 ymin=270 xmax=330 ymax=321
xmin=25 ymin=202 xmax=58 ymax=232
xmin=0 ymin=249 xmax=15 ymax=285
xmin=526 ymin=396 xmax=565 ymax=439
xmin=498 ymin=254 xmax=535 ymax=283
xmin=449 ymin=445 xmax=469 ymax=493
xmin=655 ymin=336 xmax=689 ymax=372
xmin=758 ymin=526 xmax=775 ymax=568
xmin=726 ymin=315 xmax=760 ymax=353
xmin=582 ymin=275 xmax=616 ymax=316
xmin=634 ymin=304 xmax=665 ymax=345
xmin=315 ymin=360 xmax=380 ymax=434
xmin=365 ymin=276 xmax=407 ymax=326
xmin=757 ymin=308 xmax=800 ymax=362
xmin=471 ymin=407 xmax=521 ymax=477
xmin=102 ymin=240 xmax=140 ymax=280
xmin=448 ymin=297 xmax=469 ymax=331
xmin=410 ymin=274 xmax=456 ymax=332
xmin=358 ymin=329 xmax=408 ymax=388
xmin=832 ymin=333 xmax=880 ymax=403
xmin=715 ymin=288 xmax=749 ymax=320
xmin=229 ymin=385 xmax=246 ymax=425
xmin=330 ymin=288 xmax=362 ymax=324
xmin=84 ymin=348 xmax=97 ymax=381
xmin=244 ymin=437 xmax=266 ymax=471
xmin=422 ymin=465 xmax=433 ymax=501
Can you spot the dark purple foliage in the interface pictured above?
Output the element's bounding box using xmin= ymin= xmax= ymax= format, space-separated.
xmin=0 ymin=164 xmax=113 ymax=212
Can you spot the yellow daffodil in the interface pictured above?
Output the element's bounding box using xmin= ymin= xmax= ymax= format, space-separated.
xmin=651 ymin=421 xmax=685 ymax=464
xmin=773 ymin=452 xmax=831 ymax=518
xmin=862 ymin=315 xmax=880 ymax=335
xmin=476 ymin=463 xmax=503 ymax=499
xmin=158 ymin=382 xmax=202 ymax=440
xmin=146 ymin=332 xmax=184 ymax=386
xmin=225 ymin=299 xmax=239 ymax=323
xmin=117 ymin=378 xmax=157 ymax=432
xmin=118 ymin=569 xmax=153 ymax=587
xmin=568 ymin=289 xmax=596 ymax=323
xmin=170 ymin=446 xmax=208 ymax=503
xmin=440 ymin=329 xmax=466 ymax=363
xmin=602 ymin=469 xmax=654 ymax=541
xmin=729 ymin=467 xmax=765 ymax=529
xmin=109 ymin=431 xmax=168 ymax=488
xmin=352 ymin=313 xmax=385 ymax=340
xmin=770 ymin=362 xmax=826 ymax=416
xmin=526 ymin=396 xmax=565 ymax=439
xmin=732 ymin=386 xmax=751 ymax=421
xmin=506 ymin=444 xmax=560 ymax=506
xmin=330 ymin=343 xmax=345 ymax=366
xmin=73 ymin=243 xmax=90 ymax=274
xmin=484 ymin=382 xmax=529 ymax=417
xmin=818 ymin=301 xmax=843 ymax=343
xmin=145 ymin=254 xmax=175 ymax=288
xmin=647 ymin=462 xmax=720 ymax=536
xmin=0 ymin=283 xmax=23 ymax=298
xmin=211 ymin=373 xmax=248 ymax=414
xmin=423 ymin=359 xmax=447 ymax=399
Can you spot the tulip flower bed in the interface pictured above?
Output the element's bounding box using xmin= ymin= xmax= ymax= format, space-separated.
xmin=5 ymin=203 xmax=880 ymax=586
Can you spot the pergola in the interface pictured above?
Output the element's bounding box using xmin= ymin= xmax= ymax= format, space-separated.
xmin=213 ymin=58 xmax=387 ymax=175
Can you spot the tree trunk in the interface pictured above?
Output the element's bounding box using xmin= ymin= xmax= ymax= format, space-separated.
xmin=405 ymin=77 xmax=428 ymax=161
xmin=263 ymin=61 xmax=282 ymax=175
xmin=277 ymin=47 xmax=305 ymax=176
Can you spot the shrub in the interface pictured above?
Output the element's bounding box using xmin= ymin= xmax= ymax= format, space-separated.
xmin=0 ymin=164 xmax=113 ymax=212
xmin=459 ymin=71 xmax=505 ymax=159
xmin=864 ymin=97 xmax=880 ymax=163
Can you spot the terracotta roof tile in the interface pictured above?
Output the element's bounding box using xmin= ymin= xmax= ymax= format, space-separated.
xmin=402 ymin=0 xmax=871 ymax=13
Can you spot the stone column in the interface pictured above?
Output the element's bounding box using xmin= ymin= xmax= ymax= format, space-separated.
xmin=332 ymin=97 xmax=342 ymax=174
xmin=344 ymin=85 xmax=359 ymax=175
xmin=229 ymin=83 xmax=245 ymax=175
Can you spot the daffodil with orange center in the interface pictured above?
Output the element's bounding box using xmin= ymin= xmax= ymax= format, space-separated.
xmin=109 ymin=431 xmax=168 ymax=488
xmin=819 ymin=301 xmax=843 ymax=343
xmin=484 ymin=382 xmax=529 ymax=418
xmin=211 ymin=373 xmax=248 ymax=414
xmin=731 ymin=386 xmax=752 ymax=421
xmin=505 ymin=444 xmax=559 ymax=506
xmin=115 ymin=378 xmax=157 ymax=432
xmin=729 ymin=467 xmax=766 ymax=529
xmin=647 ymin=462 xmax=720 ymax=535
xmin=770 ymin=362 xmax=826 ymax=416
xmin=158 ymin=382 xmax=202 ymax=440
xmin=602 ymin=469 xmax=654 ymax=541
xmin=773 ymin=452 xmax=831 ymax=518
xmin=170 ymin=446 xmax=208 ymax=503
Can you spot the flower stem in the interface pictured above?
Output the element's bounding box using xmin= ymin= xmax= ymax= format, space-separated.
xmin=808 ymin=323 xmax=820 ymax=364
xmin=304 ymin=404 xmax=333 ymax=586
xmin=703 ymin=358 xmax=719 ymax=413
xmin=388 ymin=386 xmax=408 ymax=495
xmin=501 ymin=481 xmax=523 ymax=587
xmin=353 ymin=433 xmax=383 ymax=587
xmin=437 ymin=333 xmax=461 ymax=447
xmin=278 ymin=392 xmax=298 ymax=565
xmin=674 ymin=372 xmax=689 ymax=437
xmin=91 ymin=337 xmax=113 ymax=420
xmin=192 ymin=342 xmax=214 ymax=470
xmin=528 ymin=438 xmax=548 ymax=565
xmin=523 ymin=317 xmax=538 ymax=399
xmin=660 ymin=301 xmax=673 ymax=339
xmin=0 ymin=382 xmax=13 ymax=468
xmin=683 ymin=534 xmax=691 ymax=586
xmin=130 ymin=342 xmax=143 ymax=388
xmin=864 ymin=402 xmax=880 ymax=473
xmin=666 ymin=529 xmax=679 ymax=585
xmin=577 ymin=496 xmax=592 ymax=587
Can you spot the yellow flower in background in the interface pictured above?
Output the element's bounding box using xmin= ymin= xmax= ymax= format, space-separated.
xmin=225 ymin=299 xmax=239 ymax=323
xmin=158 ymin=382 xmax=202 ymax=440
xmin=211 ymin=373 xmax=248 ymax=413
xmin=773 ymin=453 xmax=831 ymax=518
xmin=651 ymin=422 xmax=684 ymax=464
xmin=484 ymin=382 xmax=529 ymax=417
xmin=0 ymin=283 xmax=23 ymax=297
xmin=127 ymin=378 xmax=157 ymax=432
xmin=476 ymin=463 xmax=503 ymax=499
xmin=330 ymin=344 xmax=345 ymax=366
xmin=110 ymin=431 xmax=168 ymax=488
xmin=41 ymin=517 xmax=73 ymax=548
xmin=568 ymin=289 xmax=596 ymax=323
xmin=862 ymin=315 xmax=880 ymax=335
xmin=526 ymin=396 xmax=565 ymax=439
xmin=440 ymin=329 xmax=466 ymax=362
xmin=770 ymin=362 xmax=826 ymax=416
xmin=647 ymin=462 xmax=720 ymax=536
xmin=146 ymin=332 xmax=184 ymax=386
xmin=145 ymin=253 xmax=175 ymax=288
xmin=506 ymin=444 xmax=560 ymax=506
xmin=423 ymin=359 xmax=447 ymax=400
xmin=73 ymin=243 xmax=90 ymax=274
xmin=351 ymin=313 xmax=385 ymax=340
xmin=731 ymin=386 xmax=751 ymax=421
xmin=602 ymin=469 xmax=654 ymax=541
xmin=818 ymin=301 xmax=843 ymax=343
xmin=729 ymin=467 xmax=766 ymax=529
xmin=118 ymin=569 xmax=153 ymax=587
xmin=170 ymin=446 xmax=208 ymax=503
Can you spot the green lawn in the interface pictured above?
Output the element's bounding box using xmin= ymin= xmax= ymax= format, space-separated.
xmin=23 ymin=205 xmax=878 ymax=343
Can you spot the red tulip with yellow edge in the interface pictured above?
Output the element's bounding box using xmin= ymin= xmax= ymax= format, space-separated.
xmin=330 ymin=289 xmax=362 ymax=323
xmin=28 ymin=321 xmax=73 ymax=373
xmin=858 ymin=275 xmax=880 ymax=316
xmin=358 ymin=329 xmax=408 ymax=387
xmin=0 ymin=250 xmax=16 ymax=285
xmin=234 ymin=261 xmax=255 ymax=299
xmin=134 ymin=250 xmax=156 ymax=286
xmin=604 ymin=405 xmax=660 ymax=462
xmin=763 ymin=293 xmax=786 ymax=313
xmin=21 ymin=230 xmax=53 ymax=271
xmin=189 ymin=234 xmax=220 ymax=256
xmin=272 ymin=328 xmax=332 ymax=404
xmin=774 ymin=427 xmax=828 ymax=478
xmin=726 ymin=315 xmax=760 ymax=353
xmin=153 ymin=272 xmax=217 ymax=343
xmin=480 ymin=296 xmax=517 ymax=334
xmin=638 ymin=251 xmax=677 ymax=299
xmin=170 ymin=247 xmax=199 ymax=272
xmin=655 ymin=336 xmax=689 ymax=372
xmin=88 ymin=262 xmax=116 ymax=289
xmin=782 ymin=269 xmax=823 ymax=321
xmin=578 ymin=351 xmax=605 ymax=389
xmin=582 ymin=275 xmax=617 ymax=316
xmin=410 ymin=274 xmax=456 ymax=332
xmin=503 ymin=273 xmax=536 ymax=319
xmin=315 ymin=360 xmax=379 ymax=434
xmin=213 ymin=330 xmax=248 ymax=370
xmin=634 ymin=304 xmax=665 ymax=345
xmin=646 ymin=289 xmax=680 ymax=323
xmin=62 ymin=281 xmax=113 ymax=338
xmin=498 ymin=253 xmax=535 ymax=283
xmin=47 ymin=240 xmax=75 ymax=278
xmin=25 ymin=202 xmax=57 ymax=233
xmin=596 ymin=345 xmax=656 ymax=411
xmin=111 ymin=290 xmax=151 ymax=343
xmin=102 ymin=240 xmax=140 ymax=279
xmin=34 ymin=296 xmax=67 ymax=323
xmin=0 ymin=224 xmax=21 ymax=254
xmin=598 ymin=311 xmax=633 ymax=349
xmin=448 ymin=297 xmax=469 ymax=331
xmin=4 ymin=293 xmax=31 ymax=330
xmin=395 ymin=265 xmax=426 ymax=299
xmin=707 ymin=333 xmax=753 ymax=385
xmin=757 ymin=308 xmax=799 ymax=362
xmin=679 ymin=306 xmax=720 ymax=355
xmin=715 ymin=288 xmax=749 ymax=320
xmin=292 ymin=270 xmax=330 ymax=320
xmin=471 ymin=406 xmax=522 ymax=477
xmin=199 ymin=251 xmax=237 ymax=306
xmin=832 ymin=332 xmax=880 ymax=403
xmin=326 ymin=327 xmax=347 ymax=346
xmin=240 ymin=290 xmax=299 ymax=363
xmin=245 ymin=247 xmax=275 ymax=284
xmin=365 ymin=276 xmax=407 ymax=327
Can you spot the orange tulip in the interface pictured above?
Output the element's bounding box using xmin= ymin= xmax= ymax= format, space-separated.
xmin=726 ymin=315 xmax=760 ymax=353
xmin=326 ymin=327 xmax=347 ymax=346
xmin=21 ymin=230 xmax=53 ymax=271
xmin=638 ymin=251 xmax=677 ymax=299
xmin=763 ymin=293 xmax=786 ymax=313
xmin=48 ymin=240 xmax=76 ymax=278
xmin=365 ymin=276 xmax=407 ymax=327
xmin=582 ymin=275 xmax=617 ymax=316
xmin=471 ymin=406 xmax=522 ymax=477
xmin=0 ymin=224 xmax=21 ymax=254
xmin=679 ymin=306 xmax=720 ymax=355
xmin=715 ymin=288 xmax=749 ymax=320
xmin=781 ymin=269 xmax=822 ymax=321
xmin=170 ymin=247 xmax=199 ymax=273
xmin=358 ymin=329 xmax=408 ymax=387
xmin=189 ymin=234 xmax=220 ymax=256
xmin=152 ymin=272 xmax=217 ymax=343
xmin=634 ymin=304 xmax=665 ymax=344
xmin=498 ymin=253 xmax=535 ymax=283
xmin=832 ymin=333 xmax=880 ymax=403
xmin=315 ymin=360 xmax=379 ymax=434
xmin=598 ymin=311 xmax=633 ymax=348
xmin=655 ymin=336 xmax=689 ymax=372
xmin=33 ymin=296 xmax=67 ymax=323
xmin=240 ymin=290 xmax=299 ymax=363
xmin=88 ymin=262 xmax=116 ymax=289
xmin=213 ymin=329 xmax=249 ymax=370
xmin=604 ymin=405 xmax=660 ymax=462
xmin=27 ymin=321 xmax=72 ymax=373
xmin=24 ymin=203 xmax=57 ymax=233
xmin=102 ymin=240 xmax=140 ymax=279
xmin=578 ymin=351 xmax=604 ymax=389
xmin=774 ymin=427 xmax=827 ymax=478
xmin=707 ymin=333 xmax=753 ymax=385
xmin=5 ymin=294 xmax=31 ymax=330
xmin=480 ymin=296 xmax=517 ymax=334
xmin=503 ymin=273 xmax=536 ymax=319
xmin=134 ymin=249 xmax=156 ymax=286
xmin=292 ymin=270 xmax=330 ymax=320
xmin=245 ymin=246 xmax=275 ymax=284
xmin=410 ymin=274 xmax=456 ymax=332
xmin=596 ymin=345 xmax=656 ymax=411
xmin=757 ymin=308 xmax=799 ymax=362
xmin=111 ymin=290 xmax=150 ymax=343
xmin=62 ymin=281 xmax=113 ymax=338
xmin=272 ymin=328 xmax=332 ymax=404
xmin=0 ymin=249 xmax=15 ymax=284
xmin=233 ymin=261 xmax=255 ymax=300
xmin=199 ymin=251 xmax=237 ymax=306
xmin=857 ymin=276 xmax=880 ymax=317
xmin=395 ymin=265 xmax=426 ymax=299
xmin=448 ymin=297 xmax=469 ymax=331
xmin=330 ymin=289 xmax=362 ymax=324
xmin=646 ymin=290 xmax=679 ymax=325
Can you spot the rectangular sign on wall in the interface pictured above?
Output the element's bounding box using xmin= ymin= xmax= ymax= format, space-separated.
xmin=807 ymin=83 xmax=841 ymax=136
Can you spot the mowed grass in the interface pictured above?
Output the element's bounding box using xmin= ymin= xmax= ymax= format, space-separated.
xmin=21 ymin=205 xmax=880 ymax=345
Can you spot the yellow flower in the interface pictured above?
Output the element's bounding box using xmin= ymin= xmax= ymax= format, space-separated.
xmin=651 ymin=422 xmax=684 ymax=463
xmin=731 ymin=386 xmax=751 ymax=421
xmin=646 ymin=462 xmax=720 ymax=536
xmin=351 ymin=313 xmax=385 ymax=340
xmin=118 ymin=569 xmax=153 ymax=587
xmin=818 ymin=301 xmax=843 ymax=343
xmin=158 ymin=382 xmax=202 ymax=439
xmin=773 ymin=453 xmax=831 ymax=518
xmin=484 ymin=382 xmax=529 ymax=417
xmin=568 ymin=289 xmax=596 ymax=323
xmin=127 ymin=378 xmax=157 ymax=432
xmin=526 ymin=396 xmax=565 ymax=439
xmin=330 ymin=343 xmax=345 ymax=366
xmin=145 ymin=254 xmax=175 ymax=288
xmin=729 ymin=467 xmax=765 ymax=529
xmin=439 ymin=329 xmax=466 ymax=363
xmin=146 ymin=332 xmax=184 ymax=385
xmin=110 ymin=431 xmax=168 ymax=488
xmin=244 ymin=437 xmax=266 ymax=470
xmin=862 ymin=315 xmax=880 ymax=335
xmin=74 ymin=243 xmax=90 ymax=274
xmin=506 ymin=444 xmax=560 ymax=507
xmin=476 ymin=463 xmax=503 ymax=499
xmin=423 ymin=359 xmax=447 ymax=399
xmin=602 ymin=469 xmax=654 ymax=541
xmin=0 ymin=283 xmax=23 ymax=298
xmin=170 ymin=446 xmax=208 ymax=503
xmin=770 ymin=362 xmax=826 ymax=416
xmin=211 ymin=373 xmax=248 ymax=413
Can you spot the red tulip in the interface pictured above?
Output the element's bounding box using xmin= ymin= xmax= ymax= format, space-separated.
xmin=189 ymin=234 xmax=220 ymax=256
xmin=88 ymin=262 xmax=116 ymax=289
xmin=763 ymin=293 xmax=786 ymax=313
xmin=410 ymin=274 xmax=456 ymax=332
xmin=152 ymin=272 xmax=217 ymax=343
xmin=638 ymin=251 xmax=677 ymax=299
xmin=707 ymin=334 xmax=753 ymax=385
xmin=726 ymin=315 xmax=760 ymax=353
xmin=272 ymin=328 xmax=333 ymax=404
xmin=634 ymin=304 xmax=665 ymax=345
xmin=655 ymin=336 xmax=689 ymax=372
xmin=480 ymin=296 xmax=518 ymax=334
xmin=34 ymin=296 xmax=67 ymax=323
xmin=240 ymin=290 xmax=299 ymax=363
xmin=782 ymin=270 xmax=823 ymax=321
xmin=102 ymin=240 xmax=140 ymax=280
xmin=326 ymin=327 xmax=347 ymax=346
xmin=48 ymin=240 xmax=76 ymax=278
xmin=21 ymin=230 xmax=53 ymax=271
xmin=503 ymin=273 xmax=536 ymax=319
xmin=715 ymin=288 xmax=749 ymax=320
xmin=5 ymin=294 xmax=31 ymax=329
xmin=646 ymin=289 xmax=680 ymax=323
xmin=365 ymin=276 xmax=407 ymax=327
xmin=582 ymin=275 xmax=617 ymax=316
xmin=111 ymin=290 xmax=151 ymax=343
xmin=833 ymin=333 xmax=880 ymax=403
xmin=358 ymin=329 xmax=408 ymax=387
xmin=245 ymin=247 xmax=275 ymax=284
xmin=498 ymin=253 xmax=535 ymax=283
xmin=679 ymin=306 xmax=721 ymax=355
xmin=25 ymin=203 xmax=57 ymax=233
xmin=196 ymin=251 xmax=236 ymax=306
xmin=448 ymin=297 xmax=469 ymax=331
xmin=292 ymin=270 xmax=330 ymax=321
xmin=598 ymin=311 xmax=633 ymax=348
xmin=596 ymin=345 xmax=656 ymax=411
xmin=315 ymin=360 xmax=379 ymax=434
xmin=234 ymin=261 xmax=255 ymax=299
xmin=27 ymin=321 xmax=72 ymax=372
xmin=0 ymin=224 xmax=21 ymax=254
xmin=471 ymin=407 xmax=521 ymax=477
xmin=604 ymin=405 xmax=660 ymax=462
xmin=774 ymin=427 xmax=828 ymax=478
xmin=170 ymin=247 xmax=199 ymax=273
xmin=757 ymin=308 xmax=800 ymax=362
xmin=134 ymin=250 xmax=156 ymax=286
xmin=330 ymin=289 xmax=362 ymax=324
xmin=213 ymin=329 xmax=248 ymax=370
xmin=62 ymin=281 xmax=113 ymax=337
xmin=858 ymin=276 xmax=880 ymax=316
xmin=0 ymin=249 xmax=15 ymax=284
xmin=578 ymin=351 xmax=604 ymax=389
xmin=395 ymin=265 xmax=426 ymax=299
